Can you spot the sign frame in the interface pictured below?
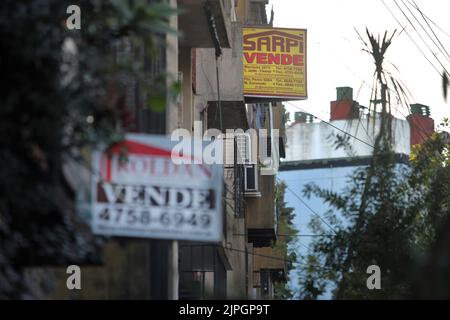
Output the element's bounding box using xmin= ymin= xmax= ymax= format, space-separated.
xmin=90 ymin=134 xmax=223 ymax=243
xmin=243 ymin=26 xmax=308 ymax=100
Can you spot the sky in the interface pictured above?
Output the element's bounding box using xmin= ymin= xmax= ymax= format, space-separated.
xmin=269 ymin=0 xmax=450 ymax=128
xmin=269 ymin=0 xmax=450 ymax=298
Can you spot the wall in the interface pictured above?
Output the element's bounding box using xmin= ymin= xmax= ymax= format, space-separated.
xmin=223 ymin=167 xmax=248 ymax=298
xmin=176 ymin=0 xmax=251 ymax=300
xmin=279 ymin=160 xmax=409 ymax=299
xmin=245 ymin=175 xmax=275 ymax=231
xmin=195 ymin=22 xmax=244 ymax=102
xmin=278 ymin=164 xmax=369 ymax=299
xmin=284 ymin=117 xmax=411 ymax=162
xmin=179 ymin=46 xmax=194 ymax=131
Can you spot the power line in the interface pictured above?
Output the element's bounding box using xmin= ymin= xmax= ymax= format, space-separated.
xmin=381 ymin=0 xmax=442 ymax=76
xmin=400 ymin=0 xmax=450 ymax=64
xmin=289 ymin=234 xmax=335 ymax=237
xmin=333 ymin=47 xmax=415 ymax=112
xmin=291 ymin=28 xmax=431 ymax=146
xmin=297 ymin=241 xmax=310 ymax=251
xmin=405 ymin=0 xmax=450 ymax=39
xmin=379 ymin=72 xmax=433 ymax=145
xmin=283 ymin=3 xmax=440 ymax=158
xmin=281 ymin=181 xmax=338 ymax=235
xmin=329 ymin=57 xmax=391 ymax=145
xmin=286 ymin=89 xmax=438 ymax=169
xmin=286 ymin=98 xmax=434 ymax=158
xmin=281 ymin=110 xmax=437 ymax=241
xmin=353 ymin=82 xmax=376 ymax=145
xmin=179 ymin=243 xmax=335 ymax=272
xmin=298 ymin=99 xmax=418 ymax=156
xmin=407 ymin=0 xmax=450 ymax=95
xmin=179 ymin=243 xmax=294 ymax=265
xmin=393 ymin=0 xmax=450 ymax=73
xmin=232 ymin=233 xmax=336 ymax=238
xmin=394 ymin=0 xmax=450 ymax=67
xmin=284 ymin=101 xmax=375 ymax=149
xmin=409 ymin=0 xmax=450 ymax=62
xmin=317 ymin=40 xmax=435 ymax=148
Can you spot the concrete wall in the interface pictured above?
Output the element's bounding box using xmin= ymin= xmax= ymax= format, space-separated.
xmin=195 ymin=22 xmax=244 ymax=102
xmin=179 ymin=46 xmax=194 ymax=131
xmin=279 ymin=161 xmax=409 ymax=299
xmin=223 ymin=168 xmax=249 ymax=299
xmin=279 ymin=165 xmax=358 ymax=299
xmin=245 ymin=174 xmax=275 ymax=230
xmin=175 ymin=1 xmax=252 ymax=300
xmin=284 ymin=117 xmax=411 ymax=162
xmin=23 ymin=241 xmax=158 ymax=299
xmin=225 ymin=217 xmax=248 ymax=298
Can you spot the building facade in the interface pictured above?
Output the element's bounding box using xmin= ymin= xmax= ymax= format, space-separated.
xmin=23 ymin=0 xmax=291 ymax=300
xmin=279 ymin=86 xmax=435 ymax=296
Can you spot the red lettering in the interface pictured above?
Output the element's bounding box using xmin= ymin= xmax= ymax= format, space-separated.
xmin=245 ymin=53 xmax=302 ymax=65
xmin=257 ymin=53 xmax=268 ymax=64
xmin=281 ymin=54 xmax=293 ymax=65
xmin=268 ymin=53 xmax=280 ymax=64
xmin=113 ymin=156 xmax=212 ymax=180
xmin=293 ymin=55 xmax=303 ymax=66
xmin=244 ymin=52 xmax=257 ymax=63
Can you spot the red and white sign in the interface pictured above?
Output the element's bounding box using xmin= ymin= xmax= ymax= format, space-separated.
xmin=91 ymin=134 xmax=223 ymax=242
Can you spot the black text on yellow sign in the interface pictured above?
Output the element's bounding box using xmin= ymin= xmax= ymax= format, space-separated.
xmin=243 ymin=27 xmax=307 ymax=99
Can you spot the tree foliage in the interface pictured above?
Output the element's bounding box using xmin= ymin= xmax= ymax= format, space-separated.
xmin=297 ymin=30 xmax=450 ymax=299
xmin=0 ymin=0 xmax=176 ymax=298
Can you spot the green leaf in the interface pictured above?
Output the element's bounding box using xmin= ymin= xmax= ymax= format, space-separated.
xmin=147 ymin=94 xmax=166 ymax=112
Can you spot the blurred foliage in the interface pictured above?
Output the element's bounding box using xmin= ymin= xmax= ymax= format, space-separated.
xmin=298 ymin=124 xmax=450 ymax=299
xmin=0 ymin=0 xmax=176 ymax=298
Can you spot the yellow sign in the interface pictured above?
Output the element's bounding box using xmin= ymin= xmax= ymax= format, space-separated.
xmin=243 ymin=27 xmax=307 ymax=99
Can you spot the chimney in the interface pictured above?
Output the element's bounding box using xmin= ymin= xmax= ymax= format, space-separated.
xmin=294 ymin=111 xmax=314 ymax=124
xmin=407 ymin=104 xmax=434 ymax=146
xmin=330 ymin=87 xmax=360 ymax=121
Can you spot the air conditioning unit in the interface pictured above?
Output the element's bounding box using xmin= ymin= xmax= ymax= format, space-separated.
xmin=259 ymin=135 xmax=272 ymax=167
xmin=223 ymin=132 xmax=253 ymax=167
xmin=235 ymin=132 xmax=252 ymax=164
xmin=222 ymin=134 xmax=235 ymax=168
